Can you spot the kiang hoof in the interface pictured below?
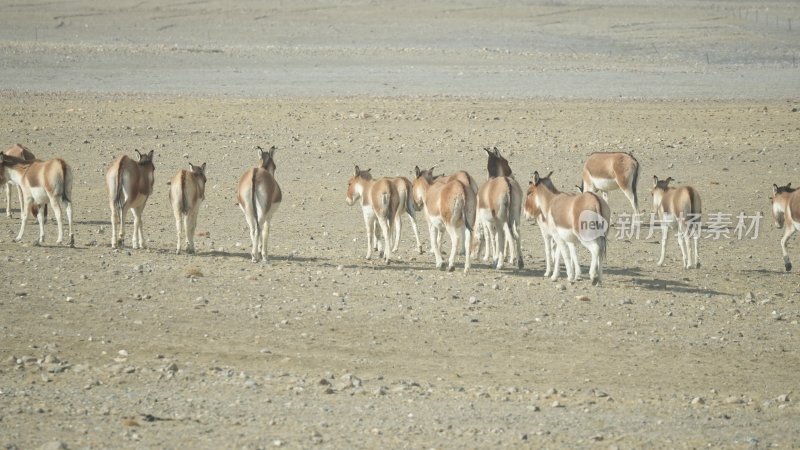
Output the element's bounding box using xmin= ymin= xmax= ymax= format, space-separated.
xmin=447 ymin=265 xmax=455 ymax=272
xmin=517 ymin=259 xmax=524 ymax=269
xmin=591 ymin=277 xmax=600 ymax=286
xmin=785 ymin=262 xmax=792 ymax=272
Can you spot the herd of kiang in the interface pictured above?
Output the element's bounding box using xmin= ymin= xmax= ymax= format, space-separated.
xmin=1 ymin=143 xmax=799 ymax=283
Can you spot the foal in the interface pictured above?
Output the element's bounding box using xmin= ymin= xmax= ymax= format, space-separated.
xmin=345 ymin=166 xmax=399 ymax=263
xmin=169 ymin=162 xmax=207 ymax=255
xmin=651 ymin=176 xmax=702 ymax=269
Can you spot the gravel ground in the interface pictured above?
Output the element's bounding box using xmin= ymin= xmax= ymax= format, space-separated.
xmin=1 ymin=1 xmax=799 ymax=449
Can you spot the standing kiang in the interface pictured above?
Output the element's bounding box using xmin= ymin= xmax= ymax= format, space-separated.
xmin=345 ymin=166 xmax=400 ymax=264
xmin=580 ymin=151 xmax=640 ymax=217
xmin=237 ymin=146 xmax=282 ymax=263
xmin=0 ymin=148 xmax=74 ymax=247
xmin=105 ymin=150 xmax=156 ymax=249
xmin=477 ymin=147 xmax=523 ymax=270
xmin=169 ymin=162 xmax=207 ymax=255
xmin=770 ymin=182 xmax=800 ymax=272
xmin=412 ymin=165 xmax=476 ymax=273
xmin=651 ymin=176 xmax=702 ymax=269
xmin=525 ymin=171 xmax=610 ymax=285
xmin=1 ymin=143 xmax=36 ymax=218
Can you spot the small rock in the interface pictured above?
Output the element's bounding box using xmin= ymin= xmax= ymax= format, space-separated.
xmin=469 ymin=296 xmax=478 ymax=304
xmin=691 ymin=397 xmax=705 ymax=405
xmin=551 ymin=400 xmax=563 ymax=408
xmin=777 ymin=394 xmax=790 ymax=403
xmin=38 ymin=442 xmax=68 ymax=450
xmin=555 ymin=284 xmax=566 ymax=291
xmin=620 ymin=298 xmax=633 ymax=305
xmin=725 ymin=396 xmax=742 ymax=405
xmin=575 ymin=295 xmax=590 ymax=302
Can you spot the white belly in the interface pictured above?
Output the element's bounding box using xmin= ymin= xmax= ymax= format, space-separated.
xmin=29 ymin=186 xmax=49 ymax=204
xmin=590 ymin=176 xmax=619 ymax=191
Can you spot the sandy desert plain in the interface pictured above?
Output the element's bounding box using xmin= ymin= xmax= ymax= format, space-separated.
xmin=1 ymin=1 xmax=799 ymax=449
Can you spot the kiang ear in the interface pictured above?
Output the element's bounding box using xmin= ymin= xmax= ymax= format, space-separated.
xmin=483 ymin=147 xmax=492 ymax=155
xmin=788 ymin=182 xmax=793 ymax=189
xmin=493 ymin=147 xmax=501 ymax=157
xmin=545 ymin=171 xmax=553 ymax=179
xmin=665 ymin=177 xmax=674 ymax=185
xmin=533 ymin=171 xmax=540 ymax=185
xmin=414 ymin=166 xmax=421 ymax=178
xmin=135 ymin=149 xmax=143 ymax=161
xmin=257 ymin=146 xmax=265 ymax=158
xmin=189 ymin=162 xmax=195 ymax=170
xmin=201 ymin=162 xmax=206 ymax=172
xmin=269 ymin=145 xmax=277 ymax=158
xmin=354 ymin=165 xmax=360 ymax=176
xmin=773 ymin=184 xmax=779 ymax=195
xmin=653 ymin=175 xmax=659 ymax=187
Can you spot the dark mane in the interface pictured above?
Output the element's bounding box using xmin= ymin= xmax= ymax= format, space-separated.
xmin=485 ymin=147 xmax=512 ymax=178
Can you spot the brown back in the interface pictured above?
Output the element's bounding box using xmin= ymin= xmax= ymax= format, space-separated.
xmin=652 ymin=176 xmax=701 ymax=218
